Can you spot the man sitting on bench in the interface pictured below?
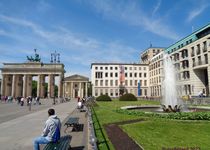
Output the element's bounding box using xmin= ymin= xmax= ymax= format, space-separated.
xmin=33 ymin=108 xmax=61 ymax=150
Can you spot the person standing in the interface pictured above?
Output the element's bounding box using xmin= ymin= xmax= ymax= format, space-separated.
xmin=33 ymin=108 xmax=61 ymax=150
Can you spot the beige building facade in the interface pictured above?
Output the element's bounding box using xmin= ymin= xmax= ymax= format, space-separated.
xmin=0 ymin=62 xmax=65 ymax=98
xmin=63 ymin=74 xmax=89 ymax=98
xmin=149 ymin=51 xmax=164 ymax=97
xmin=166 ymin=23 xmax=210 ymax=97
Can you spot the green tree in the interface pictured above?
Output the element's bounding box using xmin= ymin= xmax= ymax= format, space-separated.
xmin=32 ymin=81 xmax=37 ymax=97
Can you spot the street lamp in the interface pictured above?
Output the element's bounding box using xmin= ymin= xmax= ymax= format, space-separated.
xmin=51 ymin=51 xmax=60 ymax=105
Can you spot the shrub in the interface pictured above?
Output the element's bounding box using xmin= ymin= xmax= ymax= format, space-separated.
xmin=119 ymin=93 xmax=137 ymax=101
xmin=96 ymin=95 xmax=112 ymax=101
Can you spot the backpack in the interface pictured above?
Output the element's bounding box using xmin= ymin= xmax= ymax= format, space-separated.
xmin=52 ymin=121 xmax=60 ymax=142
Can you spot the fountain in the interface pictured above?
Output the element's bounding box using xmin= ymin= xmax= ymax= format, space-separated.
xmin=121 ymin=53 xmax=210 ymax=113
xmin=161 ymin=54 xmax=181 ymax=112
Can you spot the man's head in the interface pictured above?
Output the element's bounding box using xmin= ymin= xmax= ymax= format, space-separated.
xmin=48 ymin=108 xmax=55 ymax=116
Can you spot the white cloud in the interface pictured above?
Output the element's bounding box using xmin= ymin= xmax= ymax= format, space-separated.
xmin=86 ymin=0 xmax=179 ymax=40
xmin=0 ymin=14 xmax=138 ymax=75
xmin=187 ymin=3 xmax=209 ymax=22
xmin=152 ymin=0 xmax=162 ymax=16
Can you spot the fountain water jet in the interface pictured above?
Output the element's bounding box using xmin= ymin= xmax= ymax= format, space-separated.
xmin=162 ymin=53 xmax=181 ymax=112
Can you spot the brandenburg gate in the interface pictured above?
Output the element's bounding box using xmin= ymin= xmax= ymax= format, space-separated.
xmin=0 ymin=62 xmax=65 ymax=98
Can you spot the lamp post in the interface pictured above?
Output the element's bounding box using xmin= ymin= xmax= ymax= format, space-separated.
xmin=51 ymin=51 xmax=60 ymax=105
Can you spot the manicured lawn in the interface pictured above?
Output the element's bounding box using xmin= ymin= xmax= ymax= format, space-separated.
xmin=92 ymin=99 xmax=159 ymax=150
xmin=122 ymin=119 xmax=210 ymax=150
xmin=93 ymin=99 xmax=210 ymax=150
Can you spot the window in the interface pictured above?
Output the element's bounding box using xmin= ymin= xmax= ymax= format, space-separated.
xmin=144 ymin=67 xmax=146 ymax=70
xmin=115 ymin=73 xmax=118 ymax=77
xmin=95 ymin=67 xmax=98 ymax=70
xmin=198 ymin=56 xmax=201 ymax=65
xmin=144 ymin=80 xmax=147 ymax=86
xmin=130 ymin=73 xmax=132 ymax=77
xmin=110 ymin=73 xmax=113 ymax=77
xmin=134 ymin=67 xmax=137 ymax=70
xmin=129 ymin=67 xmax=132 ymax=70
xmin=135 ymin=80 xmax=137 ymax=86
xmin=105 ymin=72 xmax=108 ymax=77
xmin=115 ymin=80 xmax=118 ymax=86
xmin=95 ymin=89 xmax=98 ymax=96
xmin=115 ymin=67 xmax=118 ymax=70
xmin=144 ymin=89 xmax=147 ymax=95
xmin=105 ymin=89 xmax=108 ymax=95
xmin=100 ymin=67 xmax=103 ymax=70
xmin=100 ymin=80 xmax=103 ymax=86
xmin=100 ymin=89 xmax=103 ymax=95
xmin=205 ymin=54 xmax=208 ymax=64
xmin=110 ymin=67 xmax=113 ymax=70
xmin=105 ymin=67 xmax=108 ymax=70
xmin=139 ymin=73 xmax=142 ymax=77
xmin=139 ymin=67 xmax=141 ymax=70
xmin=110 ymin=80 xmax=113 ymax=86
xmin=95 ymin=72 xmax=103 ymax=78
xmin=125 ymin=73 xmax=127 ymax=77
xmin=125 ymin=67 xmax=127 ymax=70
xmin=144 ymin=73 xmax=147 ymax=77
xmin=134 ymin=73 xmax=137 ymax=77
xmin=105 ymin=80 xmax=108 ymax=86
xmin=95 ymin=80 xmax=98 ymax=86
xmin=125 ymin=80 xmax=128 ymax=86
xmin=130 ymin=80 xmax=133 ymax=86
xmin=110 ymin=89 xmax=113 ymax=96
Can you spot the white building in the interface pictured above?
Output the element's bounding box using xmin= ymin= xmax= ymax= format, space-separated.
xmin=91 ymin=63 xmax=149 ymax=97
xmin=90 ymin=23 xmax=210 ymax=98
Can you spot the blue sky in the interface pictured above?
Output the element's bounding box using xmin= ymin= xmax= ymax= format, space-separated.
xmin=0 ymin=0 xmax=209 ymax=78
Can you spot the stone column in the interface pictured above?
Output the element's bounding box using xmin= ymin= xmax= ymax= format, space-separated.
xmin=58 ymin=74 xmax=63 ymax=98
xmin=22 ymin=74 xmax=27 ymax=98
xmin=63 ymin=82 xmax=66 ymax=97
xmin=1 ymin=74 xmax=5 ymax=96
xmin=40 ymin=75 xmax=45 ymax=98
xmin=79 ymin=82 xmax=82 ymax=98
xmin=85 ymin=82 xmax=88 ymax=97
xmin=11 ymin=74 xmax=16 ymax=97
xmin=37 ymin=75 xmax=45 ymax=98
xmin=26 ymin=75 xmax=32 ymax=97
xmin=71 ymin=82 xmax=75 ymax=98
xmin=81 ymin=83 xmax=84 ymax=98
xmin=48 ymin=74 xmax=54 ymax=98
xmin=71 ymin=82 xmax=74 ymax=98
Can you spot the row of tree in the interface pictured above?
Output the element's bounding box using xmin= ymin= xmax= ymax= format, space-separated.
xmin=32 ymin=81 xmax=58 ymax=98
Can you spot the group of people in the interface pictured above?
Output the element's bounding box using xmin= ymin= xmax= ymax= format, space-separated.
xmin=16 ymin=96 xmax=41 ymax=106
xmin=77 ymin=97 xmax=86 ymax=109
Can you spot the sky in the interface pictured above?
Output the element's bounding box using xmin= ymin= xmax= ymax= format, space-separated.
xmin=0 ymin=0 xmax=209 ymax=78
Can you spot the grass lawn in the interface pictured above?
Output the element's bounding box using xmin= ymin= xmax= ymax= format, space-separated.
xmin=93 ymin=99 xmax=210 ymax=150
xmin=122 ymin=119 xmax=210 ymax=150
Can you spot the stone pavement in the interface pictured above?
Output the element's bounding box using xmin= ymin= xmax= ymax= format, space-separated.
xmin=0 ymin=99 xmax=89 ymax=150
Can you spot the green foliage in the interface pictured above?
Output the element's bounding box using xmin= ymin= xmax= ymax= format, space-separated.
xmin=32 ymin=81 xmax=37 ymax=97
xmin=96 ymin=95 xmax=112 ymax=101
xmin=119 ymin=93 xmax=137 ymax=101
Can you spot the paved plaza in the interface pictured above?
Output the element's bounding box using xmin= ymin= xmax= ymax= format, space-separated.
xmin=0 ymin=99 xmax=88 ymax=150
